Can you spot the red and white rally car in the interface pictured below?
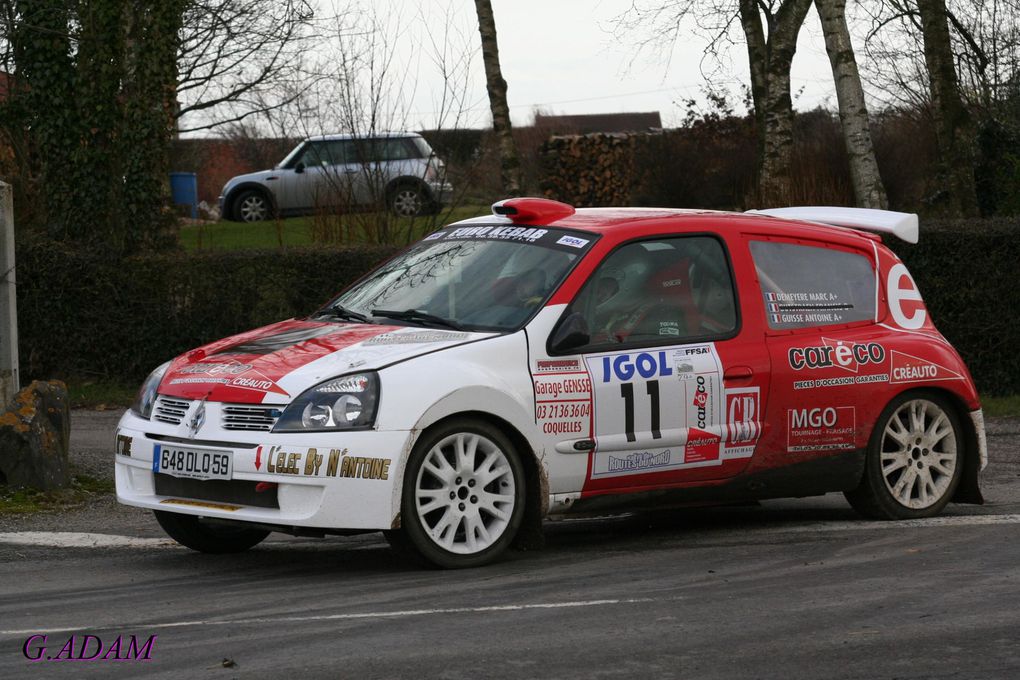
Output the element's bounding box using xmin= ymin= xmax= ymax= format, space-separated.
xmin=115 ymin=198 xmax=987 ymax=567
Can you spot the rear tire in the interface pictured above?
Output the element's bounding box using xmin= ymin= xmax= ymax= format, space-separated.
xmin=154 ymin=510 xmax=269 ymax=553
xmin=394 ymin=418 xmax=526 ymax=568
xmin=845 ymin=391 xmax=963 ymax=520
xmin=388 ymin=184 xmax=429 ymax=217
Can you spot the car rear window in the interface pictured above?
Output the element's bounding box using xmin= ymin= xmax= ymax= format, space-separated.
xmin=749 ymin=240 xmax=876 ymax=330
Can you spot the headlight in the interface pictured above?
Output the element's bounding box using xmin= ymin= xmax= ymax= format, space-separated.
xmin=273 ymin=372 xmax=379 ymax=432
xmin=131 ymin=361 xmax=172 ymax=419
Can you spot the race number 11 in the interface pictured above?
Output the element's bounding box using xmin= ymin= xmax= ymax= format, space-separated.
xmin=620 ymin=380 xmax=662 ymax=442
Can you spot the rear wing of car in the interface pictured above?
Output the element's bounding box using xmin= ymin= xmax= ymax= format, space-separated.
xmin=747 ymin=206 xmax=919 ymax=244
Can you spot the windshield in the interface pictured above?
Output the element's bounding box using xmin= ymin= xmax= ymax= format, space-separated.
xmin=329 ymin=225 xmax=597 ymax=332
xmin=276 ymin=140 xmax=308 ymax=169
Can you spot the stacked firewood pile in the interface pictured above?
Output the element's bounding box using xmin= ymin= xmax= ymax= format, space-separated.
xmin=539 ymin=133 xmax=642 ymax=206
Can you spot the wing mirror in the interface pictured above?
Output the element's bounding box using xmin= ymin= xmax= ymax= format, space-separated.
xmin=294 ymin=162 xmax=305 ymax=174
xmin=549 ymin=313 xmax=590 ymax=354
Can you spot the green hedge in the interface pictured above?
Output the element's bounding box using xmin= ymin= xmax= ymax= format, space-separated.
xmin=18 ymin=240 xmax=399 ymax=383
xmin=16 ymin=218 xmax=1020 ymax=395
xmin=889 ymin=218 xmax=1020 ymax=396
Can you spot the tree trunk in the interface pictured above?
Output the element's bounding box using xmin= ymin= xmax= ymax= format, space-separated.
xmin=738 ymin=0 xmax=813 ymax=207
xmin=473 ymin=0 xmax=520 ymax=196
xmin=815 ymin=0 xmax=888 ymax=209
xmin=10 ymin=0 xmax=77 ymax=238
xmin=120 ymin=0 xmax=187 ymax=252
xmin=915 ymin=0 xmax=979 ymax=216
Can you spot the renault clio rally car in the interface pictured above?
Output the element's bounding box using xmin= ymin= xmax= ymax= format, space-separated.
xmin=115 ymin=198 xmax=987 ymax=568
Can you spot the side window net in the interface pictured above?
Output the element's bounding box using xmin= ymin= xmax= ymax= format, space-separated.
xmin=749 ymin=240 xmax=876 ymax=330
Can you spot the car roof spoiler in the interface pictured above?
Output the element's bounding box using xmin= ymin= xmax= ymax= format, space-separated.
xmin=747 ymin=206 xmax=919 ymax=244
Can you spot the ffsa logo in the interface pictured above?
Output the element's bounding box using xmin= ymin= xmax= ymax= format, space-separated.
xmin=601 ymin=351 xmax=673 ymax=382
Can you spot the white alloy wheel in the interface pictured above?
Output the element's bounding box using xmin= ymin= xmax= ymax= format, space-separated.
xmin=390 ymin=186 xmax=424 ymax=216
xmin=414 ymin=431 xmax=517 ymax=555
xmin=845 ymin=392 xmax=964 ymax=520
xmin=879 ymin=398 xmax=958 ymax=510
xmin=237 ymin=191 xmax=269 ymax=222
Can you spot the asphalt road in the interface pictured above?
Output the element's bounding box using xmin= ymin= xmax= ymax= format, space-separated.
xmin=1 ymin=411 xmax=1019 ymax=679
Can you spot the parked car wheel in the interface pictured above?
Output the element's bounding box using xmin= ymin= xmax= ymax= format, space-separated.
xmin=234 ymin=189 xmax=272 ymax=223
xmin=153 ymin=510 xmax=269 ymax=553
xmin=389 ymin=184 xmax=428 ymax=217
xmin=395 ymin=419 xmax=526 ymax=568
xmin=845 ymin=392 xmax=963 ymax=520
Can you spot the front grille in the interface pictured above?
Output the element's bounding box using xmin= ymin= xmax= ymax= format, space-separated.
xmin=153 ymin=396 xmax=191 ymax=425
xmin=222 ymin=405 xmax=282 ymax=432
xmin=154 ymin=474 xmax=279 ymax=509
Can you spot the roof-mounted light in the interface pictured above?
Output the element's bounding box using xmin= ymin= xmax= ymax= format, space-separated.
xmin=748 ymin=206 xmax=919 ymax=244
xmin=492 ymin=197 xmax=575 ymax=224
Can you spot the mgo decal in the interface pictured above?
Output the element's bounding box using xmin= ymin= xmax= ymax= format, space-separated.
xmin=787 ymin=407 xmax=856 ymax=452
xmin=788 ymin=338 xmax=886 ymax=373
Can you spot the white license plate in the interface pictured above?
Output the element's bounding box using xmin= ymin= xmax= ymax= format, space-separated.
xmin=152 ymin=444 xmax=232 ymax=481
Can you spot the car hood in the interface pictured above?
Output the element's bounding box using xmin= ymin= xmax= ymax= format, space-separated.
xmin=224 ymin=169 xmax=276 ymax=190
xmin=158 ymin=319 xmax=493 ymax=404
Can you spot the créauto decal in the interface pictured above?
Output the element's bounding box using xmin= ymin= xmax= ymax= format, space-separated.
xmin=788 ymin=339 xmax=885 ymax=373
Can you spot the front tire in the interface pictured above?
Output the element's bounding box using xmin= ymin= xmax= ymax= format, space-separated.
xmin=233 ymin=189 xmax=272 ymax=223
xmin=154 ymin=510 xmax=269 ymax=553
xmin=845 ymin=392 xmax=964 ymax=519
xmin=395 ymin=419 xmax=526 ymax=568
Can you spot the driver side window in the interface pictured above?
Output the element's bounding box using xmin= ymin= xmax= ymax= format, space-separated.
xmin=566 ymin=236 xmax=737 ymax=351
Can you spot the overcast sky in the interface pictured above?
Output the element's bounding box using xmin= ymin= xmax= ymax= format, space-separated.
xmin=361 ymin=0 xmax=844 ymax=130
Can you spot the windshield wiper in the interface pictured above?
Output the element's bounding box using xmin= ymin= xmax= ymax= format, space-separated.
xmin=371 ymin=308 xmax=465 ymax=331
xmin=313 ymin=304 xmax=371 ymax=324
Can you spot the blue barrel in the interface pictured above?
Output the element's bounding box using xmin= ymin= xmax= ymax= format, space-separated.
xmin=169 ymin=172 xmax=198 ymax=218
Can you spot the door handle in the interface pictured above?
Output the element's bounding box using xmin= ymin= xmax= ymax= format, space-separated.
xmin=724 ymin=366 xmax=753 ymax=381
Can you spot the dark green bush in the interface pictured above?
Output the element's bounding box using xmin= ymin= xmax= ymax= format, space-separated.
xmin=18 ymin=240 xmax=399 ymax=383
xmin=16 ymin=218 xmax=1019 ymax=396
xmin=889 ymin=218 xmax=1020 ymax=395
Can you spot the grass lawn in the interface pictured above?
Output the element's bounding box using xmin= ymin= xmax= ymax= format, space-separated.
xmin=180 ymin=204 xmax=489 ymax=250
xmin=66 ymin=380 xmax=138 ymax=409
xmin=981 ymin=395 xmax=1020 ymax=418
xmin=0 ymin=474 xmax=114 ymax=515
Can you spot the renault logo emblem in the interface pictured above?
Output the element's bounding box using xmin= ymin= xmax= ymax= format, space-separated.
xmin=187 ymin=398 xmax=207 ymax=438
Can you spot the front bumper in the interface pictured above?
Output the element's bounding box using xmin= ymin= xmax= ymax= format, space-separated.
xmin=115 ymin=413 xmax=412 ymax=531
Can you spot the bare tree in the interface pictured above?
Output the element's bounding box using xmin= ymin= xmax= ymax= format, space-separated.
xmin=815 ymin=0 xmax=888 ymax=208
xmin=615 ymin=0 xmax=814 ymax=206
xmin=916 ymin=0 xmax=980 ymax=215
xmin=175 ymin=0 xmax=319 ymax=133
xmin=739 ymin=0 xmax=814 ymax=205
xmin=473 ymin=0 xmax=520 ymax=196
